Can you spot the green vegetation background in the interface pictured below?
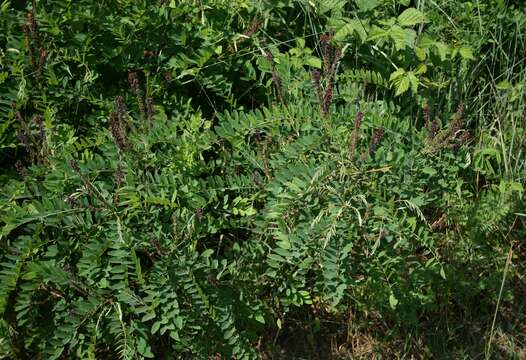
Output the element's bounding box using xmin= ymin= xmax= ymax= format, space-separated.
xmin=0 ymin=0 xmax=524 ymax=358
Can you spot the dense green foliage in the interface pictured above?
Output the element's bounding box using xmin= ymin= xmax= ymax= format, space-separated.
xmin=1 ymin=0 xmax=525 ymax=358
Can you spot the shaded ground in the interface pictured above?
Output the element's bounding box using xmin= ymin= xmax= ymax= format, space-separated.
xmin=260 ymin=271 xmax=526 ymax=359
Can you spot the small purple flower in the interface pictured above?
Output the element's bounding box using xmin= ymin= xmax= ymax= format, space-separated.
xmin=34 ymin=115 xmax=45 ymax=144
xmin=128 ymin=72 xmax=146 ymax=121
xmin=109 ymin=111 xmax=130 ymax=151
xmin=16 ymin=130 xmax=30 ymax=148
xmin=369 ymin=129 xmax=385 ymax=155
xmin=15 ymin=160 xmax=27 ymax=178
xmin=349 ymin=112 xmax=363 ymax=159
xmin=329 ymin=46 xmax=342 ymax=81
xmin=69 ymin=159 xmax=80 ymax=172
xmin=430 ymin=118 xmax=438 ymax=139
xmin=320 ymin=33 xmax=332 ymax=77
xmin=145 ymin=97 xmax=154 ymax=120
xmin=266 ymin=51 xmax=285 ymax=104
xmin=312 ymin=69 xmax=322 ymax=106
xmin=38 ymin=47 xmax=46 ymax=75
xmin=354 ymin=111 xmax=363 ymax=129
xmin=128 ymin=72 xmax=140 ymax=95
xmin=115 ymin=96 xmax=127 ymax=119
xmin=322 ymin=84 xmax=333 ymax=116
xmin=423 ymin=104 xmax=430 ymax=129
xmin=115 ymin=162 xmax=124 ymax=188
xmin=450 ymin=102 xmax=465 ymax=135
xmin=243 ymin=18 xmax=262 ymax=38
xmin=15 ymin=111 xmax=26 ymax=127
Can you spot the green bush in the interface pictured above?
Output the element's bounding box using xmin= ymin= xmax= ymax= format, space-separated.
xmin=0 ymin=0 xmax=525 ymax=358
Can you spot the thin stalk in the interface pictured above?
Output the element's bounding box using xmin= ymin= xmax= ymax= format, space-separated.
xmin=485 ymin=245 xmax=513 ymax=360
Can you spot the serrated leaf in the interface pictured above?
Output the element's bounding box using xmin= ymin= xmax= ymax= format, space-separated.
xmin=389 ymin=68 xmax=405 ymax=81
xmin=396 ymin=78 xmax=410 ymax=96
xmin=397 ymin=8 xmax=428 ymax=27
xmin=407 ymin=72 xmax=419 ymax=94
xmin=393 ymin=75 xmax=410 ymax=96
xmin=355 ymin=0 xmax=380 ymax=10
xmin=334 ymin=19 xmax=368 ymax=42
xmin=305 ymin=56 xmax=322 ymax=69
xmin=389 ymin=26 xmax=416 ymax=50
xmin=317 ymin=0 xmax=346 ymax=14
xmin=414 ymin=63 xmax=427 ymax=75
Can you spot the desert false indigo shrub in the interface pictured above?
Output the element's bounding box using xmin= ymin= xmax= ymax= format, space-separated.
xmin=0 ymin=1 xmax=524 ymax=359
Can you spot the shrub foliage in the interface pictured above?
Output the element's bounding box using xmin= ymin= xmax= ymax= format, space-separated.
xmin=0 ymin=0 xmax=525 ymax=358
